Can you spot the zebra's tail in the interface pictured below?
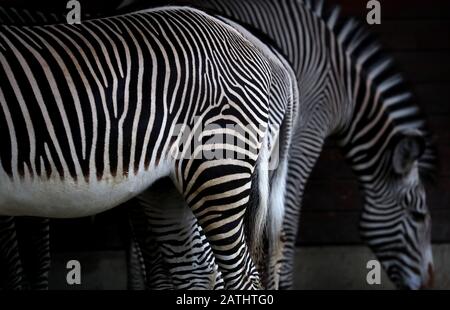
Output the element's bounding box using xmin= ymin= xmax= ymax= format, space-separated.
xmin=266 ymin=140 xmax=288 ymax=288
xmin=247 ymin=118 xmax=290 ymax=285
xmin=245 ymin=133 xmax=270 ymax=267
xmin=266 ymin=61 xmax=298 ymax=288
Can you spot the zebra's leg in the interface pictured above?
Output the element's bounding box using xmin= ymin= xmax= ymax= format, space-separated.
xmin=126 ymin=236 xmax=147 ymax=290
xmin=14 ymin=217 xmax=51 ymax=290
xmin=125 ymin=202 xmax=148 ymax=290
xmin=126 ymin=198 xmax=174 ymax=290
xmin=140 ymin=232 xmax=174 ymax=290
xmin=137 ymin=178 xmax=224 ymax=290
xmin=279 ymin=130 xmax=325 ymax=289
xmin=0 ymin=216 xmax=25 ymax=290
xmin=174 ymin=153 xmax=266 ymax=290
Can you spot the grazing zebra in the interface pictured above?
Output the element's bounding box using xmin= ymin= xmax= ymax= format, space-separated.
xmin=0 ymin=6 xmax=299 ymax=289
xmin=116 ymin=0 xmax=436 ymax=290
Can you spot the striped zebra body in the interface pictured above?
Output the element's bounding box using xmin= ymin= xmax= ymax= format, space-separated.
xmin=0 ymin=6 xmax=298 ymax=289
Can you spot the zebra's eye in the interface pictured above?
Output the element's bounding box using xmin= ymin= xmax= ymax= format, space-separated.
xmin=410 ymin=210 xmax=427 ymax=222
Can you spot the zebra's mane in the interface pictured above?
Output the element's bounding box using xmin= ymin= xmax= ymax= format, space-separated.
xmin=302 ymin=0 xmax=437 ymax=180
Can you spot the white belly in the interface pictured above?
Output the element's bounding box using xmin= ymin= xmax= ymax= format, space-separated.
xmin=0 ymin=162 xmax=172 ymax=218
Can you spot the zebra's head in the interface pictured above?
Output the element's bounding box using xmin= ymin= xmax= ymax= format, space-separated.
xmin=357 ymin=129 xmax=434 ymax=290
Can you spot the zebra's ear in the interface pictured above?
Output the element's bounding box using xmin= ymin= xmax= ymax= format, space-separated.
xmin=392 ymin=131 xmax=426 ymax=175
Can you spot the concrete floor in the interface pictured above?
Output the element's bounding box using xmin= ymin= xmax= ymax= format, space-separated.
xmin=49 ymin=251 xmax=127 ymax=290
xmin=49 ymin=244 xmax=450 ymax=290
xmin=293 ymin=244 xmax=450 ymax=289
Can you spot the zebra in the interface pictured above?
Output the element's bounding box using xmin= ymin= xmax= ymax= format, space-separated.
xmin=115 ymin=0 xmax=437 ymax=290
xmin=0 ymin=6 xmax=299 ymax=289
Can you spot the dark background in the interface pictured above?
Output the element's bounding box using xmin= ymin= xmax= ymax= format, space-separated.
xmin=0 ymin=0 xmax=448 ymax=249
